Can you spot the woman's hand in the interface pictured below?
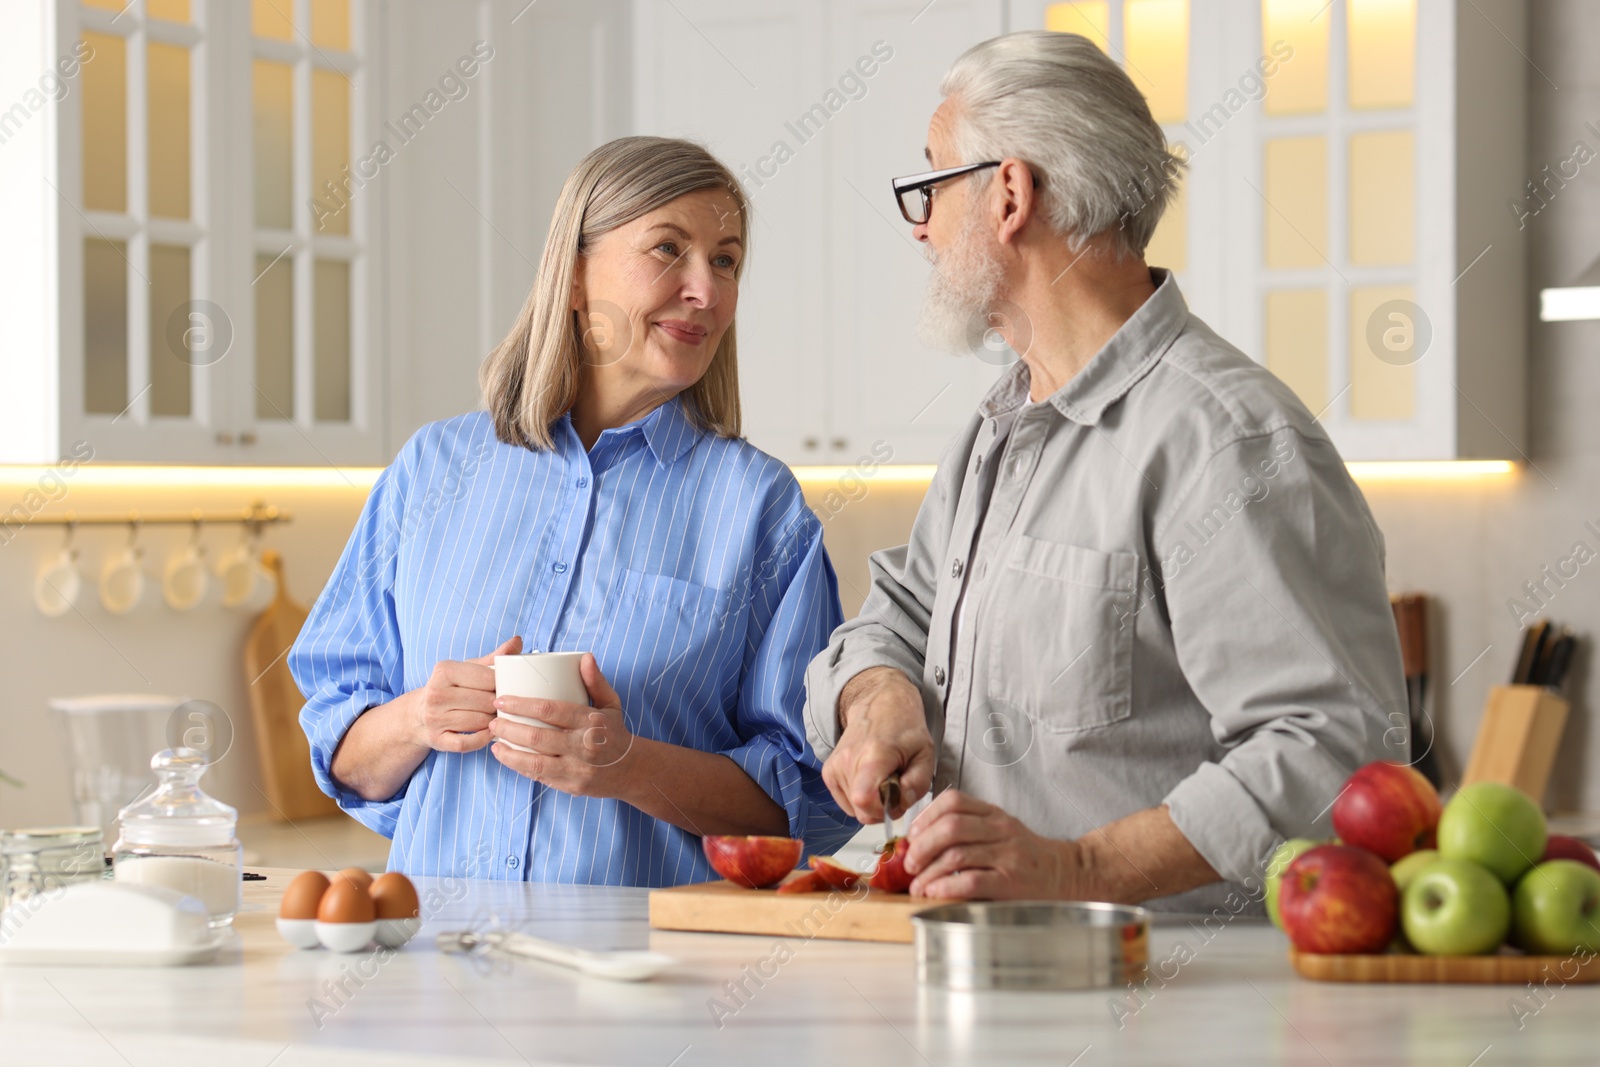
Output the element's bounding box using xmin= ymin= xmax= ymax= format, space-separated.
xmin=405 ymin=635 xmax=522 ymax=753
xmin=489 ymin=653 xmax=639 ymax=799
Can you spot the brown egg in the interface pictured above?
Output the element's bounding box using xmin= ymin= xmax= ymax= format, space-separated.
xmin=369 ymin=872 xmax=420 ymax=920
xmin=279 ymin=870 xmax=331 ymax=920
xmin=337 ymin=867 xmax=374 ymax=891
xmin=317 ymin=875 xmax=377 ymax=923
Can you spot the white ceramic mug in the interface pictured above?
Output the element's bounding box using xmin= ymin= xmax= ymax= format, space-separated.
xmin=99 ymin=545 xmax=146 ymax=615
xmin=493 ymin=652 xmax=590 ymax=753
xmin=34 ymin=548 xmax=81 ymax=617
xmin=215 ymin=540 xmax=276 ymax=612
xmin=162 ymin=543 xmax=209 ymax=611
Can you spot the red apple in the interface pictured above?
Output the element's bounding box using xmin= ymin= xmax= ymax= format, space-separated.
xmin=1542 ymin=834 xmax=1600 ymax=873
xmin=775 ymin=870 xmax=830 ymax=895
xmin=809 ymin=855 xmax=864 ymax=889
xmin=1331 ymin=761 xmax=1442 ymax=863
xmin=1279 ymin=844 xmax=1399 ymax=954
xmin=702 ymin=835 xmax=803 ymax=889
xmin=868 ymin=837 xmax=913 ymax=893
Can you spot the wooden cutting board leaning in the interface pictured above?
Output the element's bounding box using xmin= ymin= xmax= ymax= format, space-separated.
xmin=244 ymin=550 xmax=341 ymax=821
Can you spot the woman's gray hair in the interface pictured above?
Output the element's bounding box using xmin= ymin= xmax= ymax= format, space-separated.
xmin=940 ymin=30 xmax=1184 ymax=257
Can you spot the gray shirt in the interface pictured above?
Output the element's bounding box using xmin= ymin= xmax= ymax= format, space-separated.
xmin=804 ymin=270 xmax=1406 ymax=915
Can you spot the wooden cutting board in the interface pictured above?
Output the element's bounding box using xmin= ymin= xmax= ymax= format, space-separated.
xmin=649 ymin=878 xmax=939 ymax=943
xmin=1290 ymin=949 xmax=1600 ymax=984
xmin=245 ymin=549 xmax=341 ymax=821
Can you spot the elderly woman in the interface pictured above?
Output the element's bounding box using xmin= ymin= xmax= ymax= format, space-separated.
xmin=290 ymin=137 xmax=857 ymax=884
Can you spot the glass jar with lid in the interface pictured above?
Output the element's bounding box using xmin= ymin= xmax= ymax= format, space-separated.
xmin=1 ymin=826 xmax=105 ymax=921
xmin=112 ymin=748 xmax=242 ymax=927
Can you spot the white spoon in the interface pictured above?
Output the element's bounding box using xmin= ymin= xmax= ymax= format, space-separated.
xmin=437 ymin=929 xmax=675 ymax=982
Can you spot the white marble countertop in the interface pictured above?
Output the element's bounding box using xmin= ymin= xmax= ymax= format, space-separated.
xmin=0 ymin=868 xmax=1593 ymax=1066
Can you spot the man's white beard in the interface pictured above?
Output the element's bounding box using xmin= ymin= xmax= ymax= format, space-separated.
xmin=915 ymin=206 xmax=1004 ymax=354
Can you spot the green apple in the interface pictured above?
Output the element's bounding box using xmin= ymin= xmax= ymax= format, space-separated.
xmin=1512 ymin=860 xmax=1600 ymax=955
xmin=1436 ymin=782 xmax=1547 ymax=885
xmin=1401 ymin=858 xmax=1510 ymax=956
xmin=1391 ymin=849 xmax=1439 ymax=893
xmin=1265 ymin=837 xmax=1321 ymax=928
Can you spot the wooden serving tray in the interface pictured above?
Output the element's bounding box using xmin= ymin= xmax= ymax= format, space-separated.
xmin=649 ymin=878 xmax=939 ymax=943
xmin=1290 ymin=949 xmax=1600 ymax=984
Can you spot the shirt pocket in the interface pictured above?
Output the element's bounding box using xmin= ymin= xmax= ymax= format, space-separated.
xmin=608 ymin=568 xmax=736 ymax=690
xmin=985 ymin=535 xmax=1138 ymax=734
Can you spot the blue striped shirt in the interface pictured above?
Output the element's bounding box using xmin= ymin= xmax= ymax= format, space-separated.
xmin=289 ymin=398 xmax=858 ymax=885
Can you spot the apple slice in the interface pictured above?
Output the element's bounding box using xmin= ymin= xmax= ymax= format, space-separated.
xmin=868 ymin=837 xmax=914 ymax=894
xmin=775 ymin=870 xmax=831 ymax=894
xmin=702 ymin=835 xmax=804 ymax=889
xmin=808 ymin=855 xmax=864 ymax=889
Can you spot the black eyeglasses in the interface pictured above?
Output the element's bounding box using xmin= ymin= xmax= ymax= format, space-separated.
xmin=891 ymin=161 xmax=1001 ymax=224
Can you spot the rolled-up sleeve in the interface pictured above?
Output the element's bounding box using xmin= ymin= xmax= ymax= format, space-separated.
xmin=288 ymin=449 xmax=414 ymax=837
xmin=724 ymin=504 xmax=859 ymax=856
xmin=1157 ymin=427 xmax=1404 ymax=883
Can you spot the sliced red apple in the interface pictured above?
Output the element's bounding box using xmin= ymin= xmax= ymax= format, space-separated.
xmin=775 ymin=870 xmax=830 ymax=895
xmin=808 ymin=855 xmax=864 ymax=889
xmin=868 ymin=837 xmax=913 ymax=893
xmin=702 ymin=835 xmax=804 ymax=889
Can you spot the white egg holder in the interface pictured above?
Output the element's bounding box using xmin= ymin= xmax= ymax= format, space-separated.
xmin=277 ymin=916 xmax=420 ymax=953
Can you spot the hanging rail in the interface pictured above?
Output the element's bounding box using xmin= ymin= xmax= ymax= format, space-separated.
xmin=15 ymin=501 xmax=291 ymax=528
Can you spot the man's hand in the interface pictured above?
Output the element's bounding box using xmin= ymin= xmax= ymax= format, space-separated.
xmin=407 ymin=635 xmax=523 ymax=753
xmin=903 ymin=789 xmax=1079 ymax=900
xmin=488 ymin=653 xmax=638 ymax=799
xmin=821 ymin=667 xmax=936 ymax=822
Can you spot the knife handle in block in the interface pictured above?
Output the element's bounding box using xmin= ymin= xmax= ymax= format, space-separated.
xmin=1391 ymin=593 xmax=1428 ymax=679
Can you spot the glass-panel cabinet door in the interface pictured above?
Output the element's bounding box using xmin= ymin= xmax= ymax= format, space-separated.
xmin=233 ymin=0 xmax=379 ymax=466
xmin=67 ymin=0 xmax=226 ymax=461
xmin=59 ymin=0 xmax=382 ymax=466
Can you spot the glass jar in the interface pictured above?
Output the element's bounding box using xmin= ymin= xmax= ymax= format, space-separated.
xmin=0 ymin=826 xmax=105 ymax=918
xmin=112 ymin=748 xmax=242 ymax=928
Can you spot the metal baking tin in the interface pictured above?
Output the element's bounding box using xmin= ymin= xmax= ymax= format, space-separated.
xmin=912 ymin=901 xmax=1150 ymax=990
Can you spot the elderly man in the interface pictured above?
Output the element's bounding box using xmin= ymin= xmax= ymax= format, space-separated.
xmin=804 ymin=31 xmax=1406 ymax=914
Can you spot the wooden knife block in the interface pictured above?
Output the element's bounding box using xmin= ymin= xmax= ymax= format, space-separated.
xmin=1461 ymin=685 xmax=1570 ymax=805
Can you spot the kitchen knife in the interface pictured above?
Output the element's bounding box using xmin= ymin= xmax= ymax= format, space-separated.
xmin=1530 ymin=627 xmax=1563 ymax=686
xmin=879 ymin=773 xmax=902 ymax=844
xmin=1514 ymin=620 xmax=1551 ymax=684
xmin=1391 ymin=593 xmax=1440 ymax=787
xmin=1543 ymin=632 xmax=1577 ymax=692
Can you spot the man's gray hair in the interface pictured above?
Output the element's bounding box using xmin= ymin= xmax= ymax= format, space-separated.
xmin=941 ymin=30 xmax=1184 ymax=257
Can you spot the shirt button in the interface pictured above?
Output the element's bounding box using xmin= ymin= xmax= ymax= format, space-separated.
xmin=552 ymin=561 xmax=568 ymax=574
xmin=934 ymin=666 xmax=947 ymax=687
xmin=576 ymin=477 xmax=589 ymax=488
xmin=506 ymin=856 xmax=520 ymax=870
xmin=951 ymin=559 xmax=964 ymax=579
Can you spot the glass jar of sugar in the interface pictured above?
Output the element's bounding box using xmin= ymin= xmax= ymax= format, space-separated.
xmin=112 ymin=748 xmax=242 ymax=927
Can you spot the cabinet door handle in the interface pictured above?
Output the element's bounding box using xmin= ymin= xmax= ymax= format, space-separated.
xmin=830 ymin=437 xmax=849 ymax=451
xmin=239 ymin=432 xmax=258 ymax=446
xmin=215 ymin=432 xmax=235 ymax=445
xmin=803 ymin=436 xmax=820 ymax=450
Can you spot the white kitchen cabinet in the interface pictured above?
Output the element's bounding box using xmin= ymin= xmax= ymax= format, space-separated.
xmin=826 ymin=0 xmax=1007 ymax=466
xmin=376 ymin=0 xmax=635 ymax=452
xmin=632 ymin=0 xmax=1008 ymax=467
xmin=1 ymin=0 xmax=387 ymax=467
xmin=3 ymin=0 xmax=632 ymax=467
xmin=1012 ymin=0 xmax=1529 ymax=461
